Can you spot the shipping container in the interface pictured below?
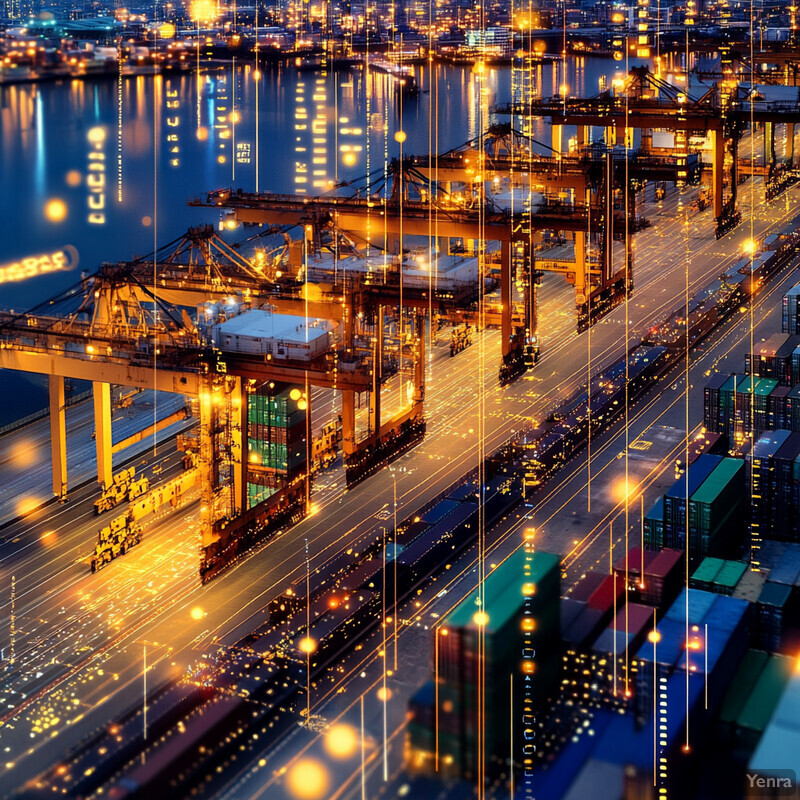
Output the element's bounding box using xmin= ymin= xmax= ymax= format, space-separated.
xmin=749 ymin=430 xmax=793 ymax=552
xmin=713 ymin=561 xmax=748 ymax=596
xmin=591 ymin=602 xmax=654 ymax=657
xmin=717 ymin=649 xmax=769 ymax=740
xmin=772 ymin=433 xmax=800 ymax=540
xmin=641 ymin=548 xmax=683 ymax=608
xmin=746 ymin=333 xmax=791 ymax=383
xmin=420 ymin=499 xmax=460 ymax=526
xmin=643 ymin=497 xmax=665 ymax=549
xmin=560 ymin=597 xmax=586 ymax=635
xmin=768 ymin=385 xmax=791 ymax=430
xmin=570 ymin=571 xmax=607 ymax=603
xmin=586 ymin=573 xmax=625 ymax=616
xmin=732 ymin=567 xmax=767 ymax=604
xmin=749 ymin=670 xmax=800 ymax=780
xmin=768 ymin=544 xmax=800 ymax=586
xmin=563 ymin=605 xmax=606 ymax=648
xmin=704 ymin=373 xmax=730 ymax=434
xmin=782 ymin=284 xmax=800 ymax=335
xmin=756 ymin=581 xmax=794 ymax=653
xmin=736 ymin=654 xmax=795 ymax=750
xmin=663 ymin=455 xmax=723 ymax=549
xmin=787 ymin=385 xmax=800 ymax=432
xmin=717 ymin=374 xmax=778 ymax=437
xmin=690 ymin=557 xmax=725 ymax=591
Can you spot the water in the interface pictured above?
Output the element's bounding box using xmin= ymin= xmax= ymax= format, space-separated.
xmin=0 ymin=53 xmax=643 ymax=424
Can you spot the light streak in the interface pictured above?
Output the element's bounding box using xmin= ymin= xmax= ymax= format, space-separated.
xmin=0 ymin=247 xmax=77 ymax=284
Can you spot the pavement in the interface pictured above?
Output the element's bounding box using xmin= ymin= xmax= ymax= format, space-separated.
xmin=0 ymin=389 xmax=194 ymax=528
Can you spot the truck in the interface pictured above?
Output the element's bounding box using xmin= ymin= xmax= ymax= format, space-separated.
xmin=450 ymin=324 xmax=473 ymax=357
xmin=90 ymin=513 xmax=142 ymax=572
xmin=311 ymin=417 xmax=342 ymax=471
xmin=93 ymin=467 xmax=149 ymax=515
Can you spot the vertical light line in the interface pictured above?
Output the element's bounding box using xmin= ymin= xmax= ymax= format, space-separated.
xmin=254 ymin=6 xmax=260 ymax=193
xmin=684 ymin=158 xmax=690 ymax=752
xmin=361 ymin=694 xmax=366 ymax=800
xmin=509 ymin=672 xmax=514 ymax=800
xmin=305 ymin=537 xmax=311 ymax=723
xmin=652 ymin=609 xmax=657 ymax=788
xmin=117 ymin=41 xmax=123 ymax=203
xmin=393 ymin=476 xmax=398 ymax=670
xmin=434 ymin=627 xmax=439 ymax=772
xmin=624 ymin=44 xmax=631 ymax=696
xmin=153 ymin=38 xmax=159 ymax=456
xmin=9 ymin=575 xmax=15 ymax=666
xmin=142 ymin=642 xmax=147 ymax=763
xmin=231 ymin=56 xmax=236 ymax=183
xmin=704 ymin=623 xmax=708 ymax=709
xmin=382 ymin=527 xmax=388 ymax=781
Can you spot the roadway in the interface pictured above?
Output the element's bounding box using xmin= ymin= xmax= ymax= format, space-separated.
xmin=0 ymin=389 xmax=194 ymax=528
xmin=216 ymin=199 xmax=800 ymax=800
xmin=2 ymin=172 xmax=799 ymax=796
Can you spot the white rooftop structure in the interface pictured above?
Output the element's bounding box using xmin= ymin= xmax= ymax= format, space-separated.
xmin=213 ymin=309 xmax=333 ymax=361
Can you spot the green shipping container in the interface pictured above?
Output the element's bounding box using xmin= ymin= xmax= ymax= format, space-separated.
xmin=737 ymin=655 xmax=795 ymax=749
xmin=689 ymin=458 xmax=746 ymax=534
xmin=713 ymin=561 xmax=748 ymax=596
xmin=690 ymin=557 xmax=725 ymax=590
xmin=643 ymin=497 xmax=665 ymax=548
xmin=718 ymin=649 xmax=769 ymax=737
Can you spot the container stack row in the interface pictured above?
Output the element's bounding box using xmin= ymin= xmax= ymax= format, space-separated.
xmin=748 ymin=429 xmax=800 ymax=544
xmin=247 ymin=383 xmax=307 ymax=508
xmin=406 ymin=549 xmax=561 ymax=781
xmin=643 ymin=455 xmax=745 ymax=566
xmin=745 ymin=333 xmax=800 ymax=385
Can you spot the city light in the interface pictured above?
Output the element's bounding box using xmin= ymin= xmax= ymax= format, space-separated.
xmin=44 ymin=198 xmax=68 ymax=222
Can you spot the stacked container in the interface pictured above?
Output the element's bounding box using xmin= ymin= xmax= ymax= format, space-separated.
xmin=689 ymin=557 xmax=726 ymax=591
xmin=431 ymin=549 xmax=561 ymax=780
xmin=749 ymin=665 xmax=800 ymax=781
xmin=782 ymin=283 xmax=800 ymax=335
xmin=748 ymin=430 xmax=792 ymax=553
xmin=643 ymin=497 xmax=665 ymax=549
xmin=746 ymin=333 xmax=796 ymax=384
xmin=791 ymin=344 xmax=800 ymax=385
xmin=247 ymin=383 xmax=307 ymax=508
xmin=770 ymin=432 xmax=800 ymax=540
xmin=768 ymin=385 xmax=791 ymax=429
xmin=722 ymin=374 xmax=778 ymax=437
xmin=703 ymin=373 xmax=729 ymax=434
xmin=591 ymin=602 xmax=654 ymax=659
xmin=663 ymin=454 xmax=722 ymax=550
xmin=687 ymin=457 xmax=746 ymax=564
xmin=634 ymin=589 xmax=749 ymax=724
xmin=756 ymin=581 xmax=795 ymax=653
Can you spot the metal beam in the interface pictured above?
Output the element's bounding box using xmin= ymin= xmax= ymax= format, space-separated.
xmin=0 ymin=348 xmax=201 ymax=395
xmin=48 ymin=375 xmax=67 ymax=500
xmin=93 ymin=382 xmax=112 ymax=488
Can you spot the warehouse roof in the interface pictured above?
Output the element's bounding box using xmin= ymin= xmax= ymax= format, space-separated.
xmin=215 ymin=309 xmax=330 ymax=343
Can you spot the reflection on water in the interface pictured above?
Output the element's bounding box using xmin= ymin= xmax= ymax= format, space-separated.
xmin=1 ymin=56 xmax=643 ymax=310
xmin=0 ymin=55 xmax=645 ymax=422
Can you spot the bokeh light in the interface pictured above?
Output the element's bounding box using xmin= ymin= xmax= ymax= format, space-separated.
xmin=324 ymin=724 xmax=358 ymax=759
xmin=44 ymin=199 xmax=68 ymax=223
xmin=10 ymin=439 xmax=41 ymax=469
xmin=189 ymin=0 xmax=217 ymax=24
xmin=286 ymin=759 xmax=329 ymax=799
